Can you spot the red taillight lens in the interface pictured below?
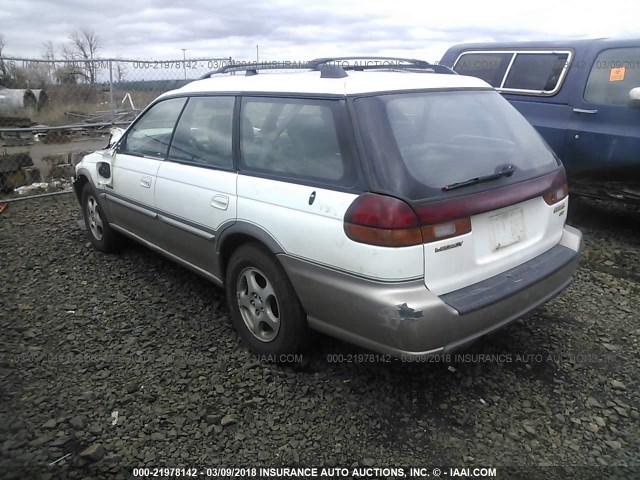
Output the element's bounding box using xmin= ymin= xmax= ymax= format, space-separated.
xmin=344 ymin=193 xmax=419 ymax=228
xmin=543 ymin=167 xmax=568 ymax=205
xmin=344 ymin=193 xmax=422 ymax=247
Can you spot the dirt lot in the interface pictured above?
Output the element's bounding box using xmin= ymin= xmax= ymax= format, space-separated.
xmin=0 ymin=194 xmax=638 ymax=479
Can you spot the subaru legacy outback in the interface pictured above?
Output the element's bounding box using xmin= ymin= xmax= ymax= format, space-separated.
xmin=73 ymin=57 xmax=582 ymax=358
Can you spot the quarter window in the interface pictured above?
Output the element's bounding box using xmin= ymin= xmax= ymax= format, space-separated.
xmin=240 ymin=98 xmax=354 ymax=185
xmin=121 ymin=98 xmax=186 ymax=158
xmin=168 ymin=96 xmax=235 ymax=168
xmin=584 ymin=48 xmax=640 ymax=106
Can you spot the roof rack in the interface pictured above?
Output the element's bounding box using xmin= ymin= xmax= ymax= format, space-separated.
xmin=311 ymin=56 xmax=456 ymax=77
xmin=199 ymin=61 xmax=313 ymax=79
xmin=198 ymin=56 xmax=456 ymax=79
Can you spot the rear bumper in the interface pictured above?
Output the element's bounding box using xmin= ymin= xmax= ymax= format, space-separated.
xmin=279 ymin=225 xmax=582 ymax=358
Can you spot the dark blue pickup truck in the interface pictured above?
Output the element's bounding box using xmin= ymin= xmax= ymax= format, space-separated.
xmin=441 ymin=38 xmax=640 ymax=203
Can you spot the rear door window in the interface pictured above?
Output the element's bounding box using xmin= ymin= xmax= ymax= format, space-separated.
xmin=584 ymin=47 xmax=640 ymax=106
xmin=239 ymin=97 xmax=355 ymax=185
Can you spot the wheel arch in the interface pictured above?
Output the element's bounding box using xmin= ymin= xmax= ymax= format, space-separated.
xmin=217 ymin=222 xmax=285 ymax=281
xmin=73 ymin=170 xmax=92 ymax=203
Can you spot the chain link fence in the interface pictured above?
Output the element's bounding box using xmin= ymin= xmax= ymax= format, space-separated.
xmin=0 ymin=56 xmax=231 ymax=200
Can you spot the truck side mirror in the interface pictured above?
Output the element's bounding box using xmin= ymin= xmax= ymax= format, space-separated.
xmin=629 ymin=87 xmax=640 ymax=109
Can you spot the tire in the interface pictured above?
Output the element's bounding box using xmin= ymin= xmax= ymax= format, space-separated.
xmin=225 ymin=243 xmax=311 ymax=356
xmin=81 ymin=183 xmax=119 ymax=253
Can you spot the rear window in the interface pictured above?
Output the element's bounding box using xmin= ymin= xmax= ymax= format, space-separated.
xmin=353 ymin=90 xmax=559 ymax=201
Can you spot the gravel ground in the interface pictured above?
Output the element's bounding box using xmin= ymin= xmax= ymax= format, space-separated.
xmin=0 ymin=194 xmax=638 ymax=479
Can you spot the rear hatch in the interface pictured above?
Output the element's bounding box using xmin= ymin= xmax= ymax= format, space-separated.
xmin=353 ymin=89 xmax=569 ymax=295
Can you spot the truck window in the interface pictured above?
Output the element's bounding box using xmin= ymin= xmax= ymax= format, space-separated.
xmin=453 ymin=50 xmax=571 ymax=95
xmin=453 ymin=53 xmax=512 ymax=87
xmin=584 ymin=47 xmax=640 ymax=106
xmin=503 ymin=53 xmax=569 ymax=92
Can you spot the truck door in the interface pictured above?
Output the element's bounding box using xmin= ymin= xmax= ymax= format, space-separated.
xmin=567 ymin=46 xmax=640 ymax=198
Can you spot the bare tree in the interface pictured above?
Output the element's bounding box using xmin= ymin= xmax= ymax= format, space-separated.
xmin=0 ymin=33 xmax=7 ymax=82
xmin=41 ymin=41 xmax=57 ymax=83
xmin=42 ymin=41 xmax=56 ymax=61
xmin=115 ymin=61 xmax=127 ymax=83
xmin=63 ymin=28 xmax=101 ymax=83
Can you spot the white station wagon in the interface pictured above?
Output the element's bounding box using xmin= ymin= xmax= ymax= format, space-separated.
xmin=73 ymin=57 xmax=582 ymax=358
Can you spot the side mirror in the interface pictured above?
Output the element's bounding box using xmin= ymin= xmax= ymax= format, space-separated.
xmin=629 ymin=87 xmax=640 ymax=109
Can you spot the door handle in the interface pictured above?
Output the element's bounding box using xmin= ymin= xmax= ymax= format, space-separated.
xmin=572 ymin=108 xmax=598 ymax=114
xmin=140 ymin=176 xmax=152 ymax=188
xmin=211 ymin=195 xmax=229 ymax=210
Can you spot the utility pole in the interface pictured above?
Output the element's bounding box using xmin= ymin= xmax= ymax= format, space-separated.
xmin=181 ymin=48 xmax=187 ymax=79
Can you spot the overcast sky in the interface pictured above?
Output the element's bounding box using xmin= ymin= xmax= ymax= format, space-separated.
xmin=1 ymin=0 xmax=638 ymax=62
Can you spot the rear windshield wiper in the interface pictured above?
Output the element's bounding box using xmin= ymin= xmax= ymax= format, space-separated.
xmin=442 ymin=164 xmax=516 ymax=191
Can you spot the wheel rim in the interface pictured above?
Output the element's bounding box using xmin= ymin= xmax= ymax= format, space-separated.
xmin=86 ymin=195 xmax=104 ymax=241
xmin=236 ymin=267 xmax=280 ymax=342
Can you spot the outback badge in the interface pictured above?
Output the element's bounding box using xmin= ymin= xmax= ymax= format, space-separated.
xmin=435 ymin=240 xmax=464 ymax=253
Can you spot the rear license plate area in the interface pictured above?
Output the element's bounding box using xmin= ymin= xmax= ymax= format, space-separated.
xmin=489 ymin=208 xmax=525 ymax=250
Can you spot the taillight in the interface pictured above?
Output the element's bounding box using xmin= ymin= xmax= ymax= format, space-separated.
xmin=543 ymin=170 xmax=568 ymax=205
xmin=343 ymin=193 xmax=422 ymax=247
xmin=540 ymin=167 xmax=568 ymax=205
xmin=344 ymin=193 xmax=471 ymax=247
xmin=543 ymin=184 xmax=568 ymax=205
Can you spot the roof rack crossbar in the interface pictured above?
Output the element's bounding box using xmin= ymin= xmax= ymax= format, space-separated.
xmin=200 ymin=62 xmax=313 ymax=79
xmin=325 ymin=63 xmax=457 ymax=75
xmin=309 ymin=56 xmax=431 ymax=68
